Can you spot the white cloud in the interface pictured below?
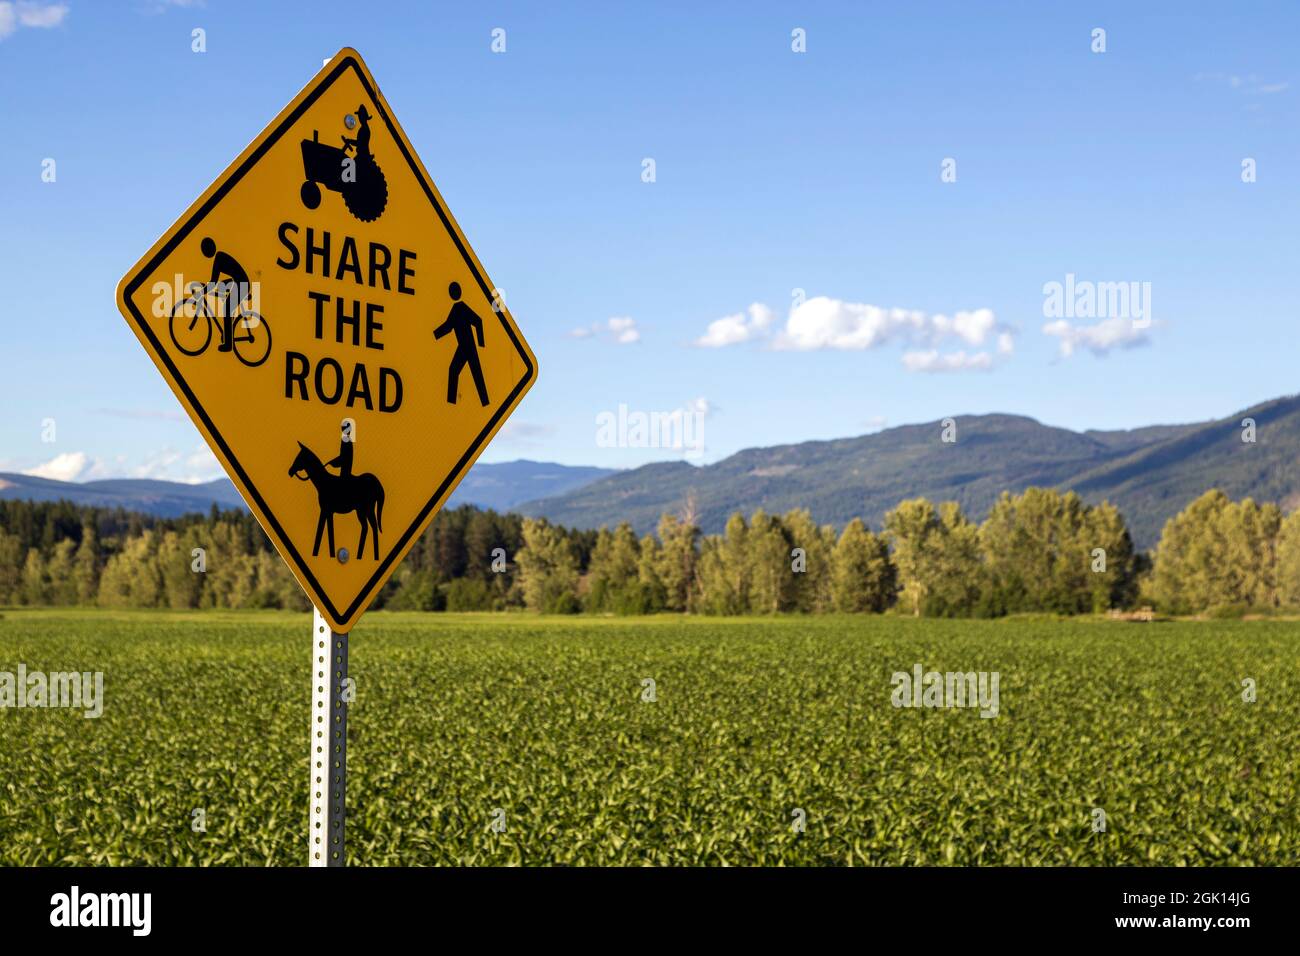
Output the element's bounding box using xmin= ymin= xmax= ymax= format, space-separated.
xmin=0 ymin=2 xmax=68 ymax=38
xmin=1195 ymin=72 xmax=1289 ymax=97
xmin=901 ymin=350 xmax=995 ymax=373
xmin=23 ymin=451 xmax=90 ymax=481
xmin=572 ymin=315 xmax=641 ymax=344
xmin=497 ymin=421 xmax=558 ymax=446
xmin=142 ymin=0 xmax=206 ymax=12
xmin=694 ymin=303 xmax=775 ymax=348
xmin=775 ymin=299 xmax=1005 ymax=354
xmin=698 ymin=296 xmax=1013 ymax=372
xmin=20 ymin=446 xmax=224 ymax=484
xmin=124 ymin=445 xmax=223 ymax=483
xmin=1041 ymin=317 xmax=1149 ymax=358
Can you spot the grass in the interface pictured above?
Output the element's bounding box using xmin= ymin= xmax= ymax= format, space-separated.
xmin=1 ymin=609 xmax=1297 ymax=865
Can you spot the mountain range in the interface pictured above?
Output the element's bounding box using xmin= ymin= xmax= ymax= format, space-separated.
xmin=517 ymin=394 xmax=1300 ymax=549
xmin=5 ymin=396 xmax=1298 ymax=549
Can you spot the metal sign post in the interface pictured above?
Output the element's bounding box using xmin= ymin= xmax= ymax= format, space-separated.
xmin=310 ymin=607 xmax=349 ymax=866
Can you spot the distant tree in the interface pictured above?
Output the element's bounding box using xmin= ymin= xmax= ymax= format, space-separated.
xmin=97 ymin=530 xmax=163 ymax=608
xmin=981 ymin=488 xmax=1135 ymax=615
xmin=0 ymin=530 xmax=23 ymax=604
xmin=783 ymin=508 xmax=836 ymax=613
xmin=386 ymin=568 xmax=440 ymax=611
xmin=1276 ymin=510 xmax=1300 ymax=609
xmin=158 ymin=530 xmax=202 ymax=609
xmin=254 ymin=549 xmax=310 ymax=610
xmin=201 ymin=523 xmax=257 ymax=609
xmin=1224 ymin=497 xmax=1281 ymax=609
xmin=654 ymin=512 xmax=700 ymax=612
xmin=884 ymin=498 xmax=936 ymax=616
xmin=1083 ymin=501 xmax=1140 ymax=612
xmin=443 ymin=577 xmax=494 ymax=611
xmin=928 ymin=502 xmax=984 ymax=616
xmin=585 ymin=523 xmax=643 ymax=613
xmin=21 ymin=548 xmax=49 ymax=606
xmin=72 ymin=522 xmax=100 ymax=605
xmin=746 ymin=509 xmax=794 ymax=614
xmin=694 ymin=512 xmax=751 ymax=614
xmin=635 ymin=533 xmax=668 ymax=613
xmin=1148 ymin=490 xmax=1280 ymax=613
xmin=831 ymin=518 xmax=895 ymax=613
xmin=516 ymin=517 xmax=580 ymax=613
xmin=44 ymin=539 xmax=79 ymax=606
xmin=884 ymin=499 xmax=985 ymax=617
xmin=463 ymin=508 xmax=500 ymax=579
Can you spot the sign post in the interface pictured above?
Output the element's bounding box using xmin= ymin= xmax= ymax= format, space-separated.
xmin=116 ymin=48 xmax=537 ymax=865
xmin=310 ymin=607 xmax=349 ymax=866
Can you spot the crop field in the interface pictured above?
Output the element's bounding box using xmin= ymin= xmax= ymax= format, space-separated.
xmin=1 ymin=610 xmax=1298 ymax=866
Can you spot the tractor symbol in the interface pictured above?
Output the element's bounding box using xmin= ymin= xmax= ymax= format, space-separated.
xmin=298 ymin=105 xmax=388 ymax=223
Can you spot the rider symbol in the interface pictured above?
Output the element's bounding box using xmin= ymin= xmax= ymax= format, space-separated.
xmin=435 ymin=281 xmax=489 ymax=406
xmin=201 ymin=237 xmax=250 ymax=353
xmin=288 ymin=435 xmax=384 ymax=561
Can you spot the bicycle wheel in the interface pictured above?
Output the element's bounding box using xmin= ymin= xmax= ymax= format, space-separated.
xmin=233 ymin=312 xmax=272 ymax=368
xmin=169 ymin=296 xmax=213 ymax=356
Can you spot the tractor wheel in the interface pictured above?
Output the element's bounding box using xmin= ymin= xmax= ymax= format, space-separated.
xmin=343 ymin=158 xmax=388 ymax=223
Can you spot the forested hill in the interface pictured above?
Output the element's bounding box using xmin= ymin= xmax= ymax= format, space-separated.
xmin=519 ymin=395 xmax=1300 ymax=549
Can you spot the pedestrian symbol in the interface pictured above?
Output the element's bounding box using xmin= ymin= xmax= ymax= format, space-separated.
xmin=436 ymin=281 xmax=489 ymax=406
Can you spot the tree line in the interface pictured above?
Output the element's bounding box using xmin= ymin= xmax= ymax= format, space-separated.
xmin=0 ymin=488 xmax=1295 ymax=616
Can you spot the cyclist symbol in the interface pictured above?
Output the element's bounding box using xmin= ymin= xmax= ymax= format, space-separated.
xmin=298 ymin=104 xmax=388 ymax=222
xmin=167 ymin=237 xmax=272 ymax=368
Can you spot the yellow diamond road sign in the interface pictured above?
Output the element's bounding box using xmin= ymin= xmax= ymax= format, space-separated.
xmin=116 ymin=48 xmax=537 ymax=632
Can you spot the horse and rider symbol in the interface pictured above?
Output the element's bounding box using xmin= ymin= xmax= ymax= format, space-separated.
xmin=289 ymin=431 xmax=385 ymax=562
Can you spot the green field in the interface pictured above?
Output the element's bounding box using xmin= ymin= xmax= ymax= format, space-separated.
xmin=1 ymin=610 xmax=1297 ymax=866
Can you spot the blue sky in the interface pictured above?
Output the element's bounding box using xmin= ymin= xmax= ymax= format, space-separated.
xmin=1 ymin=0 xmax=1297 ymax=481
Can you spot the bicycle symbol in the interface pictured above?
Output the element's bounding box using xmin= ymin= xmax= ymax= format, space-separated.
xmin=168 ymin=281 xmax=273 ymax=368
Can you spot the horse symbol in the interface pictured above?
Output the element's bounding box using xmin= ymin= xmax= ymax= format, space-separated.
xmin=288 ymin=441 xmax=385 ymax=560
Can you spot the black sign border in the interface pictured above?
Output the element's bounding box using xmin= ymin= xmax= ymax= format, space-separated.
xmin=120 ymin=55 xmax=535 ymax=628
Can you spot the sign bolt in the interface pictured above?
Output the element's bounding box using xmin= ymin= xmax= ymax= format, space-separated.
xmin=338 ymin=547 xmax=350 ymax=564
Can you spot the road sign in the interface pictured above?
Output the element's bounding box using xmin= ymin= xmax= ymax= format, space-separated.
xmin=116 ymin=48 xmax=537 ymax=632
